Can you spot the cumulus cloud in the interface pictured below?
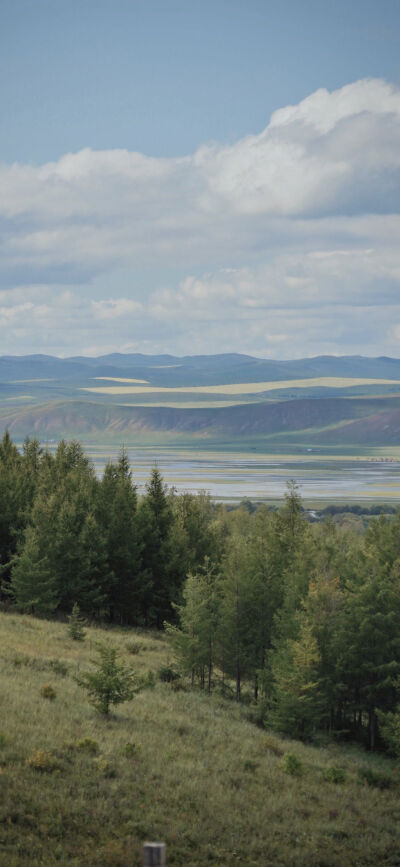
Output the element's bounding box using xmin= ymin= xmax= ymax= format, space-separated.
xmin=92 ymin=298 xmax=143 ymax=320
xmin=0 ymin=77 xmax=400 ymax=356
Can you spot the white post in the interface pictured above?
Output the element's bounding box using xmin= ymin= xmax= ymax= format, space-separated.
xmin=142 ymin=842 xmax=166 ymax=866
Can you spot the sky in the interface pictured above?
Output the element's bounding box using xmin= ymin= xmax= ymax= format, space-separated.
xmin=1 ymin=0 xmax=400 ymax=359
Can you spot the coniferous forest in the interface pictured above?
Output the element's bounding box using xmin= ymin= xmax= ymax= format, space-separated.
xmin=1 ymin=431 xmax=400 ymax=756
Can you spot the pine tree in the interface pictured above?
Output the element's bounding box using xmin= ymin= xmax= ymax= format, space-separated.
xmin=0 ymin=431 xmax=26 ymax=591
xmin=218 ymin=535 xmax=264 ymax=701
xmin=77 ymin=513 xmax=114 ymax=617
xmin=67 ymin=602 xmax=86 ymax=640
xmin=98 ymin=450 xmax=144 ymax=624
xmin=269 ymin=618 xmax=324 ymax=739
xmin=336 ymin=551 xmax=400 ymax=749
xmin=139 ymin=467 xmax=173 ymax=626
xmin=9 ymin=526 xmax=58 ymax=616
xmin=76 ymin=643 xmax=136 ymax=714
xmin=167 ymin=558 xmax=220 ymax=691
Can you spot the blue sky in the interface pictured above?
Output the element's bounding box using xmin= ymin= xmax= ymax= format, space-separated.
xmin=1 ymin=0 xmax=400 ymax=358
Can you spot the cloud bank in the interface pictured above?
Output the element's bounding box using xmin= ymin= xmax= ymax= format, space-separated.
xmin=1 ymin=78 xmax=400 ymax=357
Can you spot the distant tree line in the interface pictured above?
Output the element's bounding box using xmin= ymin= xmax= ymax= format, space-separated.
xmin=1 ymin=431 xmax=400 ymax=751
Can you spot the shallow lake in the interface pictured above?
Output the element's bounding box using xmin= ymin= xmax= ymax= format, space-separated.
xmin=81 ymin=446 xmax=400 ymax=502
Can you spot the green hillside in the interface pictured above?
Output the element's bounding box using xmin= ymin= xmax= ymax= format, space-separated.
xmin=0 ymin=612 xmax=399 ymax=866
xmin=2 ymin=395 xmax=400 ymax=447
xmin=2 ymin=353 xmax=400 ymax=449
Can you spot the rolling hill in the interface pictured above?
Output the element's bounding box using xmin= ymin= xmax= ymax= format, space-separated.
xmin=2 ymin=353 xmax=400 ymax=447
xmin=1 ymin=395 xmax=400 ymax=445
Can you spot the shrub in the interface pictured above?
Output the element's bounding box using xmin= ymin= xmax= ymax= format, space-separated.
xmin=263 ymin=734 xmax=284 ymax=757
xmin=140 ymin=670 xmax=156 ymax=689
xmin=0 ymin=732 xmax=6 ymax=748
xmin=378 ymin=706 xmax=400 ymax=757
xmin=126 ymin=641 xmax=142 ymax=655
xmin=49 ymin=659 xmax=69 ymax=677
xmin=171 ymin=679 xmax=187 ymax=692
xmin=243 ymin=760 xmax=258 ymax=773
xmin=281 ymin=753 xmax=304 ymax=777
xmin=158 ymin=664 xmax=180 ymax=683
xmin=323 ymin=766 xmax=347 ymax=784
xmin=67 ymin=603 xmax=86 ymax=641
xmin=26 ymin=749 xmax=58 ymax=772
xmin=122 ymin=742 xmax=141 ymax=758
xmin=76 ymin=737 xmax=99 ymax=755
xmin=358 ymin=766 xmax=393 ymax=790
xmin=94 ymin=758 xmax=116 ymax=778
xmin=40 ymin=684 xmax=56 ymax=700
xmin=75 ymin=642 xmax=136 ymax=715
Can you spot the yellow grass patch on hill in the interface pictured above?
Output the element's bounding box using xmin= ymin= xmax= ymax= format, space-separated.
xmin=92 ymin=377 xmax=149 ymax=383
xmin=119 ymin=401 xmax=245 ymax=408
xmin=82 ymin=376 xmax=400 ymax=396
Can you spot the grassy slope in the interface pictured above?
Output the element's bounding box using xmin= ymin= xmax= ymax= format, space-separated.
xmin=2 ymin=396 xmax=400 ymax=441
xmin=1 ymin=613 xmax=399 ymax=866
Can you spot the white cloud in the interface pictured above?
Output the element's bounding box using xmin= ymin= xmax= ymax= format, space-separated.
xmin=92 ymin=298 xmax=143 ymax=319
xmin=269 ymin=78 xmax=400 ymax=134
xmin=0 ymin=78 xmax=400 ymax=357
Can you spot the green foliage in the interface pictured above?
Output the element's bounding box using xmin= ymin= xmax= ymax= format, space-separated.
xmin=3 ymin=431 xmax=400 ymax=755
xmin=126 ymin=640 xmax=142 ymax=654
xmin=76 ymin=737 xmax=99 ymax=755
xmin=139 ymin=466 xmax=174 ymax=626
xmin=94 ymin=758 xmax=117 ymax=778
xmin=9 ymin=526 xmax=59 ymax=616
xmin=49 ymin=658 xmax=69 ymax=676
xmin=97 ymin=451 xmax=144 ymax=624
xmin=67 ymin=602 xmax=86 ymax=641
xmin=269 ymin=619 xmax=325 ymax=739
xmin=262 ymin=734 xmax=284 ymax=757
xmin=243 ymin=759 xmax=258 ymax=773
xmin=323 ymin=766 xmax=347 ymax=784
xmin=122 ymin=741 xmax=141 ymax=758
xmin=357 ymin=766 xmax=394 ymax=789
xmin=158 ymin=663 xmax=181 ymax=683
xmin=378 ymin=704 xmax=400 ymax=756
xmin=281 ymin=752 xmax=304 ymax=777
xmin=75 ymin=642 xmax=136 ymax=714
xmin=167 ymin=558 xmax=220 ymax=692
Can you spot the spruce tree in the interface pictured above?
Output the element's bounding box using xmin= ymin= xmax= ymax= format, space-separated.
xmin=139 ymin=467 xmax=173 ymax=626
xmin=167 ymin=558 xmax=220 ymax=691
xmin=68 ymin=602 xmax=86 ymax=640
xmin=9 ymin=526 xmax=58 ymax=616
xmin=269 ymin=618 xmax=324 ymax=739
xmin=99 ymin=450 xmax=144 ymax=624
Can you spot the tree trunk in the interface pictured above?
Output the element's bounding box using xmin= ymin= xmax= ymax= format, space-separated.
xmin=236 ymin=660 xmax=241 ymax=701
xmin=368 ymin=707 xmax=377 ymax=751
xmin=254 ymin=671 xmax=258 ymax=702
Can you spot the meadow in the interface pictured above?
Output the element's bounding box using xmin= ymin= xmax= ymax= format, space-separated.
xmin=81 ymin=376 xmax=400 ymax=396
xmin=1 ymin=612 xmax=400 ymax=866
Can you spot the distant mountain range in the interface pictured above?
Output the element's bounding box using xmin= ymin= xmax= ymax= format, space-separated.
xmin=2 ymin=352 xmax=400 ymax=385
xmin=1 ymin=352 xmax=400 ymax=448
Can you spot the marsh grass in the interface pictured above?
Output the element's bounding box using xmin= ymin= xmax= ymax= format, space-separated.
xmin=0 ymin=611 xmax=400 ymax=865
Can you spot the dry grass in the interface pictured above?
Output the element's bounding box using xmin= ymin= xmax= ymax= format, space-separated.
xmin=81 ymin=376 xmax=400 ymax=396
xmin=0 ymin=612 xmax=399 ymax=865
xmin=92 ymin=377 xmax=149 ymax=384
xmin=119 ymin=401 xmax=245 ymax=409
